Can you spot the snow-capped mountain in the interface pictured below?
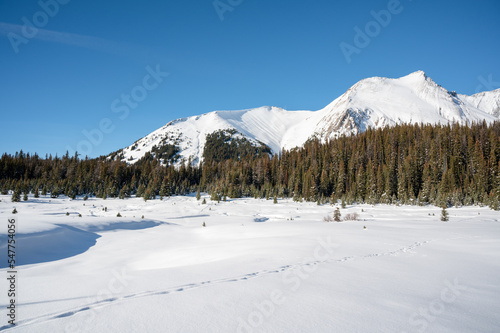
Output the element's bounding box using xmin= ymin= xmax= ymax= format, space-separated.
xmin=113 ymin=71 xmax=500 ymax=166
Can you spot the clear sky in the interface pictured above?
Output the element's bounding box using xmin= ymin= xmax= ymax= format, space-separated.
xmin=1 ymin=0 xmax=499 ymax=158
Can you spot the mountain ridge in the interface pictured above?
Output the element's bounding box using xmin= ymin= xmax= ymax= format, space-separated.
xmin=111 ymin=71 xmax=500 ymax=166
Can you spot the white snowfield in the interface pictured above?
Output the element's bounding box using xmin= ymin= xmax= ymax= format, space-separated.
xmin=1 ymin=194 xmax=499 ymax=332
xmin=117 ymin=71 xmax=500 ymax=166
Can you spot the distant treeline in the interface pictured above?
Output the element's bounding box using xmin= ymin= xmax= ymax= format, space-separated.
xmin=1 ymin=122 xmax=499 ymax=209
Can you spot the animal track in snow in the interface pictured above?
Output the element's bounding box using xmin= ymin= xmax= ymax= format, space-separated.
xmin=3 ymin=238 xmax=444 ymax=331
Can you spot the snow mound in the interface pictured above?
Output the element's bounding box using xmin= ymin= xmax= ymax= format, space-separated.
xmin=0 ymin=225 xmax=100 ymax=268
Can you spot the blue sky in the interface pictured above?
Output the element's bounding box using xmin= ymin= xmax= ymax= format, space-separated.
xmin=1 ymin=0 xmax=499 ymax=158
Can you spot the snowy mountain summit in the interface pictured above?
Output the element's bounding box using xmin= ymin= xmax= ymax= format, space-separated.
xmin=113 ymin=71 xmax=500 ymax=166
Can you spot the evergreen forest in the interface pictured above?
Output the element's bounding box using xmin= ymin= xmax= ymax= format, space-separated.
xmin=2 ymin=122 xmax=499 ymax=210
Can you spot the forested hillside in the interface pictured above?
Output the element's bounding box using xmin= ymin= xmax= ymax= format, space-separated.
xmin=2 ymin=122 xmax=499 ymax=209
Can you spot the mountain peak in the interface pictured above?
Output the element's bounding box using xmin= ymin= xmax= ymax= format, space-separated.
xmin=399 ymin=70 xmax=430 ymax=82
xmin=112 ymin=72 xmax=500 ymax=166
xmin=407 ymin=70 xmax=427 ymax=78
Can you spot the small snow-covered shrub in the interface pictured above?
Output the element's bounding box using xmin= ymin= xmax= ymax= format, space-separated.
xmin=333 ymin=208 xmax=341 ymax=222
xmin=344 ymin=212 xmax=359 ymax=221
xmin=323 ymin=215 xmax=334 ymax=222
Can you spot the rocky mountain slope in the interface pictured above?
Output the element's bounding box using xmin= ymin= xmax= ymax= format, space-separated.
xmin=111 ymin=71 xmax=500 ymax=166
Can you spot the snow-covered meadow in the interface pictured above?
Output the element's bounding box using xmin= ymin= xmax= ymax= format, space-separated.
xmin=1 ymin=194 xmax=499 ymax=332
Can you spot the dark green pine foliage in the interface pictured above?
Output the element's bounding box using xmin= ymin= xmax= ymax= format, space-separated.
xmin=0 ymin=122 xmax=499 ymax=208
xmin=334 ymin=207 xmax=341 ymax=222
xmin=11 ymin=189 xmax=21 ymax=202
xmin=441 ymin=206 xmax=449 ymax=221
xmin=203 ymin=129 xmax=272 ymax=163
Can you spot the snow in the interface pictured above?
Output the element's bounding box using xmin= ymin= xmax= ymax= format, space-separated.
xmin=315 ymin=71 xmax=497 ymax=139
xmin=461 ymin=89 xmax=500 ymax=118
xmin=118 ymin=107 xmax=316 ymax=165
xmin=116 ymin=71 xmax=500 ymax=167
xmin=1 ymin=194 xmax=500 ymax=332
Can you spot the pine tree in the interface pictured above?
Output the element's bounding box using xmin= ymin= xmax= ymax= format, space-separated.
xmin=334 ymin=207 xmax=341 ymax=222
xmin=23 ymin=192 xmax=28 ymax=201
xmin=355 ymin=166 xmax=366 ymax=203
xmin=159 ymin=178 xmax=171 ymax=198
xmin=196 ymin=188 xmax=201 ymax=200
xmin=440 ymin=206 xmax=449 ymax=222
xmin=11 ymin=189 xmax=21 ymax=202
xmin=0 ymin=121 xmax=498 ymax=208
xmin=143 ymin=187 xmax=154 ymax=201
xmin=341 ymin=196 xmax=346 ymax=209
xmin=211 ymin=189 xmax=221 ymax=201
xmin=136 ymin=183 xmax=146 ymax=197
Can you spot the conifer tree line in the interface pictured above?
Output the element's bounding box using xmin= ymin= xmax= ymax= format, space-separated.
xmin=1 ymin=121 xmax=499 ymax=209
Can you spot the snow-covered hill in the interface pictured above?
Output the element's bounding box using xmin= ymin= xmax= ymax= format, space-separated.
xmin=112 ymin=71 xmax=500 ymax=166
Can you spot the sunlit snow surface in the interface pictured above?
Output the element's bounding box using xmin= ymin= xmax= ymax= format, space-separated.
xmin=1 ymin=194 xmax=499 ymax=332
xmin=118 ymin=71 xmax=500 ymax=166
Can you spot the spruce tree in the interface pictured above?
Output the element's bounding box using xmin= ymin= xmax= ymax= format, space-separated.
xmin=334 ymin=207 xmax=341 ymax=222
xmin=11 ymin=190 xmax=21 ymax=202
xmin=341 ymin=197 xmax=346 ymax=209
xmin=440 ymin=206 xmax=449 ymax=222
